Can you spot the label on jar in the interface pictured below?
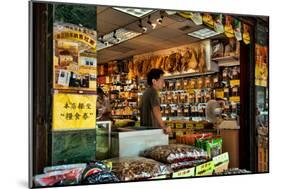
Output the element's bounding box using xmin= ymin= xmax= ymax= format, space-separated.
xmin=169 ymin=82 xmax=174 ymax=87
xmin=176 ymin=123 xmax=184 ymax=129
xmin=224 ymin=88 xmax=229 ymax=92
xmin=232 ymin=87 xmax=238 ymax=92
xmin=230 ymin=80 xmax=240 ymax=86
xmin=186 ymin=123 xmax=193 ymax=129
xmin=229 ymin=96 xmax=240 ymax=102
xmin=184 ymin=108 xmax=189 ymax=113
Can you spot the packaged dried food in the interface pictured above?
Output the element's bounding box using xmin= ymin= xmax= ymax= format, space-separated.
xmin=81 ymin=161 xmax=119 ymax=184
xmin=34 ymin=167 xmax=85 ymax=187
xmin=195 ymin=137 xmax=223 ymax=158
xmin=44 ymin=164 xmax=87 ymax=173
xmin=82 ymin=171 xmax=119 ymax=184
xmin=169 ymin=159 xmax=207 ymax=171
xmin=109 ymin=157 xmax=171 ymax=181
xmin=143 ymin=144 xmax=208 ymax=164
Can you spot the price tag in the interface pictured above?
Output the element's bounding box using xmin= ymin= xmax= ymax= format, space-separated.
xmin=172 ymin=167 xmax=195 ymax=178
xmin=230 ymin=80 xmax=240 ymax=86
xmin=186 ymin=123 xmax=194 ymax=129
xmin=195 ymin=123 xmax=204 ymax=129
xmin=176 ymin=123 xmax=184 ymax=129
xmin=150 ymin=175 xmax=167 ymax=180
xmin=213 ymin=152 xmax=229 ymax=166
xmin=195 ymin=161 xmax=215 ymax=176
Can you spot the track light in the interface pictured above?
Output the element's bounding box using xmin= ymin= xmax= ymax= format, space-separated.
xmin=147 ymin=15 xmax=157 ymax=29
xmin=138 ymin=20 xmax=147 ymax=33
xmin=99 ymin=35 xmax=104 ymax=43
xmin=113 ymin=30 xmax=121 ymax=43
xmin=157 ymin=11 xmax=165 ymax=24
xmin=157 ymin=15 xmax=164 ymax=24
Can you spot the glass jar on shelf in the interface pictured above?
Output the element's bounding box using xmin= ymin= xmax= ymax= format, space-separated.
xmin=173 ymin=92 xmax=179 ymax=104
xmin=183 ymin=79 xmax=189 ymax=90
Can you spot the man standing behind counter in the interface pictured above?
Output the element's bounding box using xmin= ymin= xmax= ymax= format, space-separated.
xmin=140 ymin=69 xmax=172 ymax=135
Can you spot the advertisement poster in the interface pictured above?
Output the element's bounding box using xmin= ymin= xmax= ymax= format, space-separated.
xmin=255 ymin=44 xmax=268 ymax=87
xmin=53 ymin=93 xmax=97 ymax=130
xmin=53 ymin=23 xmax=97 ymax=92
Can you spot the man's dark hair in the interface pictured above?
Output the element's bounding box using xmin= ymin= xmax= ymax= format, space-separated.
xmin=147 ymin=69 xmax=164 ymax=86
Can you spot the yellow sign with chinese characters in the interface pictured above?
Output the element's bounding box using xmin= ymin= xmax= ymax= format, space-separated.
xmin=53 ymin=93 xmax=97 ymax=130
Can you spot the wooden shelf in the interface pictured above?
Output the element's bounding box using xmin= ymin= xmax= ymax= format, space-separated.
xmin=212 ymin=55 xmax=240 ymax=67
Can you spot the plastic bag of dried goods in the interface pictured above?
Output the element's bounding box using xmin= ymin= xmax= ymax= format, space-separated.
xmin=82 ymin=171 xmax=119 ymax=184
xmin=195 ymin=136 xmax=223 ymax=158
xmin=43 ymin=163 xmax=87 ymax=173
xmin=169 ymin=159 xmax=207 ymax=171
xmin=108 ymin=157 xmax=171 ymax=181
xmin=143 ymin=144 xmax=208 ymax=164
xmin=34 ymin=167 xmax=85 ymax=187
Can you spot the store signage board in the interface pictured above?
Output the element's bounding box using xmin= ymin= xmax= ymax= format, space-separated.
xmin=53 ymin=24 xmax=97 ymax=92
xmin=52 ymin=93 xmax=97 ymax=130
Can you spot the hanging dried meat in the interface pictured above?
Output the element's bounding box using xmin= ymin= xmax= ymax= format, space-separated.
xmin=198 ymin=45 xmax=206 ymax=73
xmin=188 ymin=48 xmax=199 ymax=70
xmin=181 ymin=48 xmax=193 ymax=71
xmin=154 ymin=56 xmax=162 ymax=69
xmin=175 ymin=52 xmax=183 ymax=72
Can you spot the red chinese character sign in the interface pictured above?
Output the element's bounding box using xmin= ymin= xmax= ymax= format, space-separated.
xmin=53 ymin=93 xmax=97 ymax=130
xmin=53 ymin=23 xmax=97 ymax=92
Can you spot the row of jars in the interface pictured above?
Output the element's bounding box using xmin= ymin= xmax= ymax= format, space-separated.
xmin=161 ymin=102 xmax=239 ymax=118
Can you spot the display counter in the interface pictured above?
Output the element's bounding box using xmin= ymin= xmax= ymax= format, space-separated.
xmin=111 ymin=127 xmax=169 ymax=158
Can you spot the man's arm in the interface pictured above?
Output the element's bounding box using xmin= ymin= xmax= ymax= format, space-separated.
xmin=152 ymin=106 xmax=171 ymax=134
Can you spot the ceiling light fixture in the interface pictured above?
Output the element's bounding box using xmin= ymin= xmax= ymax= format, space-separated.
xmin=113 ymin=7 xmax=154 ymax=18
xmin=97 ymin=28 xmax=142 ymax=51
xmin=113 ymin=30 xmax=121 ymax=43
xmin=147 ymin=15 xmax=157 ymax=29
xmin=188 ymin=28 xmax=220 ymax=39
xmin=138 ymin=20 xmax=147 ymax=33
xmin=157 ymin=11 xmax=165 ymax=24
